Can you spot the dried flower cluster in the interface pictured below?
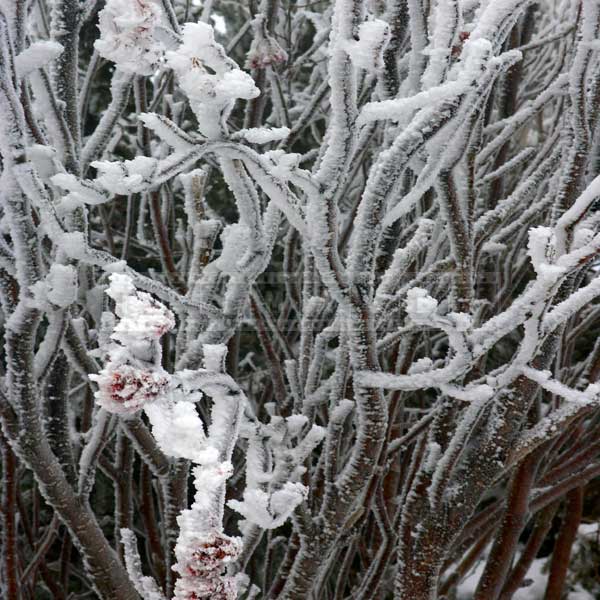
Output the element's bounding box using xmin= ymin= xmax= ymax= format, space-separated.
xmin=95 ymin=0 xmax=165 ymax=75
xmin=89 ymin=274 xmax=174 ymax=415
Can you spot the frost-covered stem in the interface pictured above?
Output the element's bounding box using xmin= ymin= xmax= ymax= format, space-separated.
xmin=307 ymin=0 xmax=363 ymax=304
xmin=250 ymin=295 xmax=289 ymax=411
xmin=7 ymin=319 xmax=139 ymax=599
xmin=395 ymin=341 xmax=552 ymax=598
xmin=160 ymin=462 xmax=189 ymax=597
xmin=473 ymin=448 xmax=543 ymax=600
xmin=115 ymin=430 xmax=134 ymax=560
xmin=79 ymin=49 xmax=101 ymax=126
xmin=34 ymin=310 xmax=68 ymax=380
xmin=393 ymin=461 xmax=451 ymax=600
xmin=78 ymin=409 xmax=116 ymax=498
xmin=486 ymin=18 xmax=528 ymax=206
xmin=316 ymin=0 xmax=361 ymax=174
xmin=244 ymin=0 xmax=280 ymax=129
xmin=440 ymin=527 xmax=496 ymax=598
xmin=29 ymin=68 xmax=79 ymax=171
xmin=280 ymin=305 xmax=386 ymax=598
xmin=349 ymin=99 xmax=457 ymax=284
xmin=219 ymin=157 xmax=264 ymax=264
xmin=135 ymin=77 xmax=186 ymax=294
xmin=20 ymin=513 xmax=60 ymax=587
xmin=406 ymin=0 xmax=427 ymax=92
xmin=12 ymin=0 xmax=26 ymax=53
xmin=50 ymin=0 xmax=82 ymax=167
xmin=351 ymin=492 xmax=396 ymax=600
xmin=381 ymin=0 xmax=408 ymax=98
xmin=0 ymin=432 xmax=19 ymax=600
xmin=81 ymin=69 xmax=133 ymax=173
xmin=280 ymin=318 xmax=384 ymax=596
xmin=122 ymin=417 xmax=170 ymax=478
xmin=541 ymin=435 xmax=600 ymax=489
xmin=0 ymin=17 xmax=135 ymax=591
xmin=498 ymin=502 xmax=559 ymax=600
xmin=280 ymin=80 xmax=329 ymax=149
xmin=139 ymin=462 xmax=167 ymax=588
xmin=121 ymin=528 xmax=167 ymax=600
xmin=46 ymin=351 xmax=77 ymax=485
xmin=437 ymin=170 xmax=473 ymax=312
xmin=121 ymin=194 xmax=136 ymax=260
xmin=551 ymin=4 xmax=600 ymax=226
xmin=543 ymin=486 xmax=584 ymax=600
xmin=160 ymin=0 xmax=179 ymax=33
xmin=63 ymin=320 xmax=101 ymax=377
xmin=150 ymin=189 xmax=186 ymax=294
xmin=529 ymin=460 xmax=600 ymax=515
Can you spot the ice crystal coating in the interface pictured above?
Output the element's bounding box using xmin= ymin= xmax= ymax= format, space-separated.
xmin=92 ymin=156 xmax=159 ymax=195
xmin=343 ymin=19 xmax=390 ymax=72
xmin=94 ymin=0 xmax=164 ymax=75
xmin=166 ymin=22 xmax=259 ymax=138
xmin=15 ymin=41 xmax=63 ymax=78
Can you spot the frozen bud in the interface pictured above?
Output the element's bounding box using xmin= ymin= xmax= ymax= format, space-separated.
xmin=58 ymin=232 xmax=87 ymax=261
xmin=215 ymin=224 xmax=250 ymax=274
xmin=343 ymin=19 xmax=390 ymax=72
xmin=408 ymin=357 xmax=434 ymax=375
xmin=406 ymin=287 xmax=438 ymax=323
xmin=527 ymin=226 xmax=554 ymax=273
xmin=105 ymin=273 xmax=175 ymax=347
xmin=92 ymin=156 xmax=158 ymax=195
xmin=106 ymin=273 xmax=137 ymax=305
xmin=228 ymin=482 xmax=308 ymax=529
xmin=30 ymin=264 xmax=79 ymax=309
xmin=166 ymin=22 xmax=222 ymax=76
xmin=90 ymin=363 xmax=171 ymax=415
xmin=285 ymin=414 xmax=308 ymax=438
xmin=215 ymin=70 xmax=260 ymax=102
xmin=202 ymin=344 xmax=227 ymax=372
xmin=245 ymin=16 xmax=288 ymax=70
xmin=192 ymin=462 xmax=233 ymax=496
xmin=234 ymin=126 xmax=290 ymax=145
xmin=94 ymin=0 xmax=164 ymax=75
xmin=26 ymin=145 xmax=58 ymax=181
xmin=269 ymin=483 xmax=308 ymax=521
xmin=166 ymin=22 xmax=259 ymax=137
xmin=47 ymin=264 xmax=78 ymax=308
xmin=51 ymin=172 xmax=108 ymax=205
xmin=112 ymin=292 xmax=176 ymax=342
xmin=573 ymin=227 xmax=594 ymax=250
xmin=263 ymin=150 xmax=301 ymax=179
xmin=15 ymin=41 xmax=63 ymax=79
xmin=448 ymin=312 xmax=472 ymax=332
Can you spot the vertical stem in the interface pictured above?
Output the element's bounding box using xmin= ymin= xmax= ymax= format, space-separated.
xmin=499 ymin=502 xmax=559 ymax=600
xmin=115 ymin=429 xmax=134 ymax=561
xmin=544 ymin=487 xmax=584 ymax=600
xmin=1 ymin=432 xmax=20 ymax=600
xmin=134 ymin=77 xmax=186 ymax=293
xmin=474 ymin=449 xmax=543 ymax=600
xmin=50 ymin=0 xmax=82 ymax=172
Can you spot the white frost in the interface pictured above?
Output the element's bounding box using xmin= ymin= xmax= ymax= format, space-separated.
xmin=15 ymin=41 xmax=63 ymax=79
